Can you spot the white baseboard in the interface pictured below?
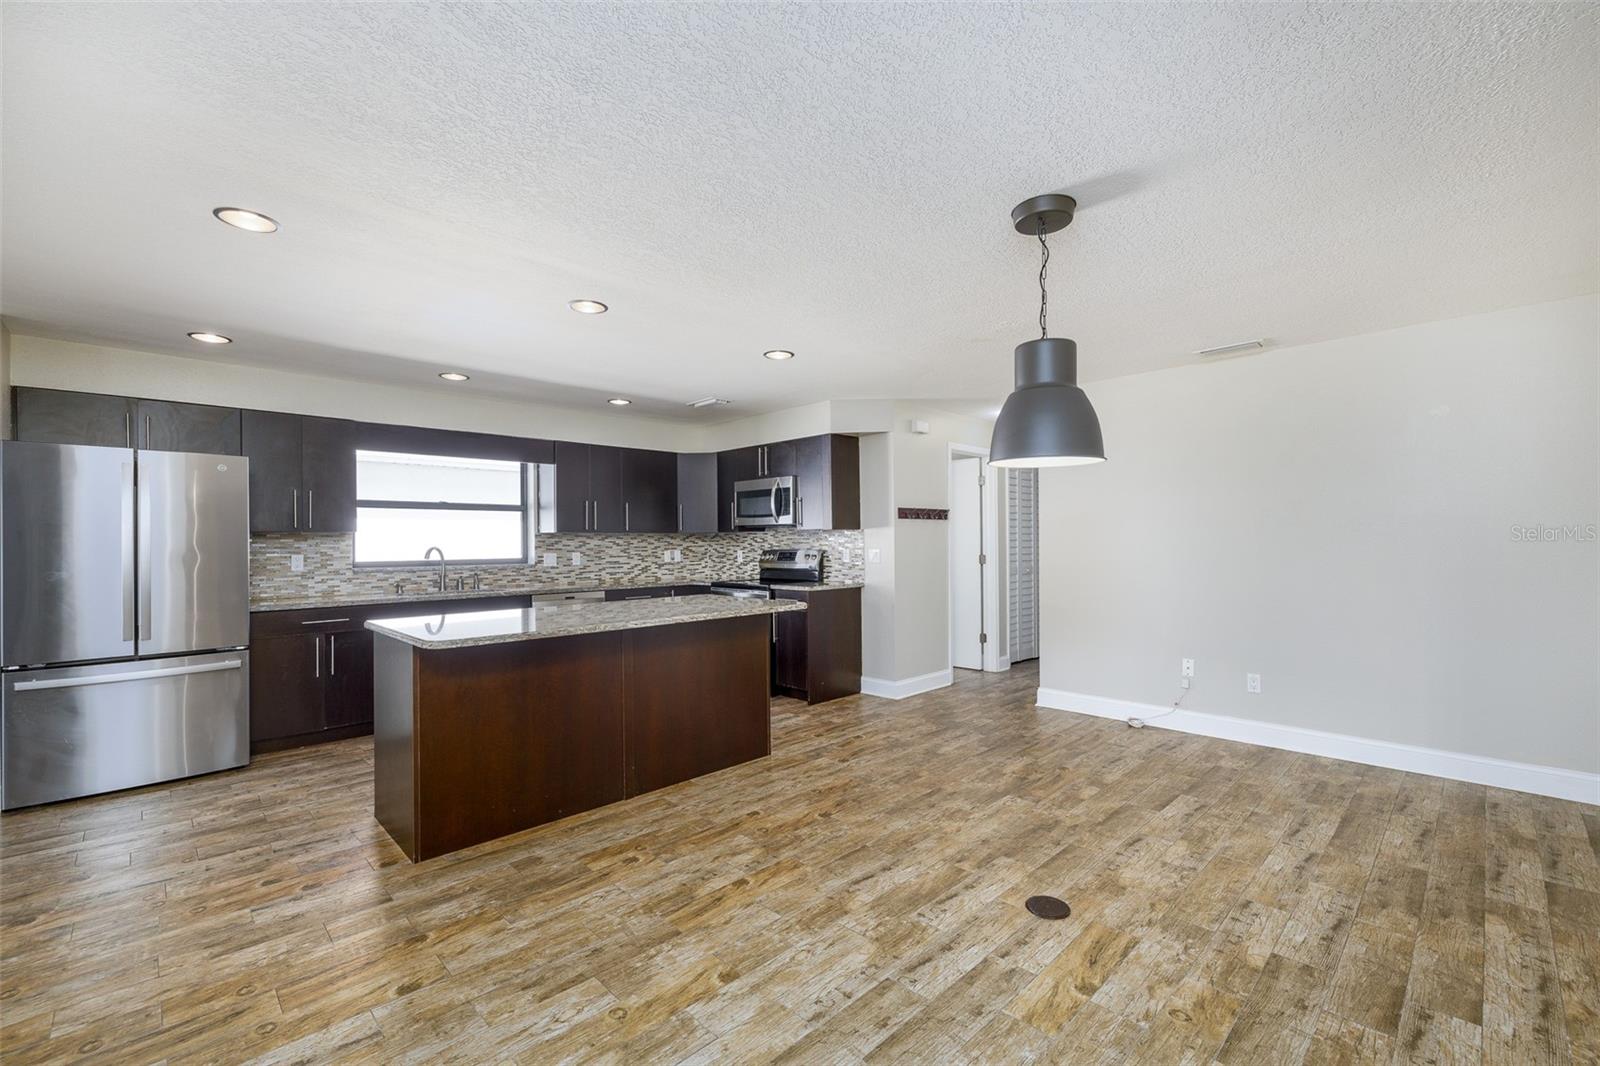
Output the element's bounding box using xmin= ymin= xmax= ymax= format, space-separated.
xmin=861 ymin=669 xmax=954 ymax=700
xmin=1036 ymin=687 xmax=1600 ymax=805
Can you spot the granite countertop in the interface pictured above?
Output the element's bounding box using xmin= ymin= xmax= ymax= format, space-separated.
xmin=366 ymin=595 xmax=807 ymax=650
xmin=252 ymin=585 xmax=593 ymax=613
xmin=252 ymin=579 xmax=862 ymax=612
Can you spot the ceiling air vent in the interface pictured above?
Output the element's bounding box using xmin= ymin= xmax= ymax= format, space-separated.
xmin=687 ymin=397 xmax=732 ymax=408
xmin=1195 ymin=339 xmax=1266 ymax=358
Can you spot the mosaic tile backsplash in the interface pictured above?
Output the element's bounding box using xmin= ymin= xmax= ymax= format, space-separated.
xmin=249 ymin=529 xmax=866 ymax=608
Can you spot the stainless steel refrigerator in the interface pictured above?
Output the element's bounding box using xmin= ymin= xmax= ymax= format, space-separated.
xmin=1 ymin=441 xmax=250 ymax=809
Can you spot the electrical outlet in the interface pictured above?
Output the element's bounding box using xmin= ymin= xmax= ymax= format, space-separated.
xmin=570 ymin=552 xmax=583 ymax=567
xmin=1181 ymin=658 xmax=1195 ymax=678
xmin=673 ymin=549 xmax=683 ymax=562
xmin=868 ymin=548 xmax=882 ymax=563
xmin=289 ymin=554 xmax=304 ymax=572
xmin=1247 ymin=673 xmax=1261 ymax=694
xmin=542 ymin=552 xmax=556 ymax=567
xmin=736 ymin=550 xmax=744 ymax=563
xmin=662 ymin=550 xmax=673 ymax=562
xmin=841 ymin=548 xmax=851 ymax=563
xmin=1180 ymin=678 xmax=1190 ymax=689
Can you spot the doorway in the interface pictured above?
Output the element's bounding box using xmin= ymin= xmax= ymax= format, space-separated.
xmin=949 ymin=455 xmax=985 ymax=671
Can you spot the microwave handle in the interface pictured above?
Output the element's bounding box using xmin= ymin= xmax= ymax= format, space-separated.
xmin=770 ymin=483 xmax=779 ymax=520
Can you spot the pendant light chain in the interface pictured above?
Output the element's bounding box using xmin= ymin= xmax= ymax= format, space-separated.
xmin=1038 ymin=219 xmax=1050 ymax=339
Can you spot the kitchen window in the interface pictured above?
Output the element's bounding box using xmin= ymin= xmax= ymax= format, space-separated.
xmin=353 ymin=450 xmax=529 ymax=565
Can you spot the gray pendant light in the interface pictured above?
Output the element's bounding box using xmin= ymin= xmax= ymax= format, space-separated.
xmin=989 ymin=194 xmax=1106 ymax=468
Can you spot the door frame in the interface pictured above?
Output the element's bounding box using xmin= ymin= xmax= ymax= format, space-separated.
xmin=947 ymin=443 xmax=1005 ymax=673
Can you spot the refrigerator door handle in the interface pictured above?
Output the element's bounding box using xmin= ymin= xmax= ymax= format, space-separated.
xmin=13 ymin=658 xmax=244 ymax=692
xmin=136 ymin=468 xmax=152 ymax=641
xmin=121 ymin=462 xmax=136 ymax=642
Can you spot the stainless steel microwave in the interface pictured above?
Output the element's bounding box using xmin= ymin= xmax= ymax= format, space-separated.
xmin=733 ymin=476 xmax=795 ymax=528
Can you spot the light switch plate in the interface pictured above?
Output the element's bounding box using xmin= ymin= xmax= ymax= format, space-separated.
xmin=542 ymin=552 xmax=556 ymax=567
xmin=289 ymin=554 xmax=304 ymax=572
xmin=570 ymin=552 xmax=583 ymax=567
xmin=868 ymin=548 xmax=882 ymax=563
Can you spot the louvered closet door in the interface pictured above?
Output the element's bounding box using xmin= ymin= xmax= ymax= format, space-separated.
xmin=1007 ymin=469 xmax=1040 ymax=663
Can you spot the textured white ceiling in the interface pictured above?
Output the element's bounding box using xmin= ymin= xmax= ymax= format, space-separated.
xmin=2 ymin=3 xmax=1595 ymax=421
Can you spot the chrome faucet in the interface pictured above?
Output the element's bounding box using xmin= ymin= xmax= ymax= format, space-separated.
xmin=424 ymin=546 xmax=447 ymax=592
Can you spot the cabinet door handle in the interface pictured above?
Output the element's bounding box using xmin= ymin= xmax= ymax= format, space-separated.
xmin=145 ymin=414 xmax=152 ymax=450
xmin=730 ymin=501 xmax=735 ymax=529
xmin=678 ymin=502 xmax=684 ymax=532
xmin=314 ymin=635 xmax=321 ymax=679
xmin=307 ymin=489 xmax=314 ymax=529
xmin=299 ymin=617 xmax=352 ymax=625
xmin=292 ymin=488 xmax=299 ymax=529
xmin=625 ymin=501 xmax=630 ymax=532
xmin=124 ymin=412 xmax=131 ymax=448
xmin=330 ymin=633 xmax=337 ymax=675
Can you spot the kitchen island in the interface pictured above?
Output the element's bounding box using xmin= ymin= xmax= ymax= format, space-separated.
xmin=367 ymin=595 xmax=805 ymax=861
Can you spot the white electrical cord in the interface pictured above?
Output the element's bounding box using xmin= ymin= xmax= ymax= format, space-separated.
xmin=1127 ymin=684 xmax=1188 ymax=729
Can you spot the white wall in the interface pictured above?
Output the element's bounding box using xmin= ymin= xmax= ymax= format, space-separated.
xmin=1038 ymin=296 xmax=1599 ymax=782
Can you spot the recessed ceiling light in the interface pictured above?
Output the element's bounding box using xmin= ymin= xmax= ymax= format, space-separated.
xmin=212 ymin=207 xmax=279 ymax=233
xmin=607 ymin=397 xmax=632 ymax=406
xmin=187 ymin=331 xmax=232 ymax=344
xmin=763 ymin=350 xmax=795 ymax=361
xmin=569 ymin=299 xmax=608 ymax=314
xmin=438 ymin=372 xmax=470 ymax=382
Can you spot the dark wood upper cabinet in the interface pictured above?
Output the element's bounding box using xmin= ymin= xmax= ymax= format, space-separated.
xmin=241 ymin=410 xmax=303 ymax=534
xmin=621 ymin=448 xmax=677 ymax=533
xmin=300 ymin=417 xmax=358 ymax=533
xmin=676 ymin=452 xmax=718 ymax=533
xmin=795 ymin=433 xmax=860 ymax=530
xmin=14 ymin=387 xmax=135 ymax=447
xmin=135 ymin=399 xmax=241 ymax=454
xmin=553 ymin=440 xmax=592 ymax=532
xmin=239 ymin=412 xmax=356 ymax=533
xmin=355 ymin=421 xmax=553 ymax=464
xmin=763 ymin=440 xmax=797 ymax=479
xmin=588 ymin=445 xmax=624 ymax=532
xmin=716 ymin=446 xmax=761 ymax=531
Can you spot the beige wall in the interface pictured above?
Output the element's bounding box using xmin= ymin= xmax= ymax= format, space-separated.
xmin=8 ymin=335 xmax=700 ymax=451
xmin=1038 ymin=295 xmax=1599 ymax=775
xmin=7 ymin=334 xmax=901 ymax=452
xmin=0 ymin=323 xmax=11 ymax=439
xmin=857 ymin=403 xmax=999 ymax=686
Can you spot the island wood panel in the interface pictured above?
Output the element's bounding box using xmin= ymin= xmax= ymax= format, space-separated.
xmin=409 ymin=634 xmax=625 ymax=861
xmin=375 ymin=615 xmax=773 ymax=861
xmin=624 ymin=614 xmax=771 ymax=795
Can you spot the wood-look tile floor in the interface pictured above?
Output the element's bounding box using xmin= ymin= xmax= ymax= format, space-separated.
xmin=3 ymin=663 xmax=1597 ymax=1064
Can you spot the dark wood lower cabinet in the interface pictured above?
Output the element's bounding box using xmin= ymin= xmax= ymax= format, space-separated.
xmin=323 ymin=629 xmax=374 ymax=729
xmin=249 ymin=595 xmax=531 ymax=753
xmin=772 ymin=586 xmax=862 ymax=704
xmin=374 ymin=614 xmax=772 ymax=862
xmin=249 ymin=634 xmax=325 ymax=746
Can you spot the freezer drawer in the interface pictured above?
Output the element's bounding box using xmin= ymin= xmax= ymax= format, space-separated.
xmin=2 ymin=650 xmax=249 ymax=809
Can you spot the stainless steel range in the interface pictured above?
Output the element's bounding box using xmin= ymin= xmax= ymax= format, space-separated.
xmin=1 ymin=441 xmax=251 ymax=809
xmin=707 ymin=548 xmax=825 ymax=600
